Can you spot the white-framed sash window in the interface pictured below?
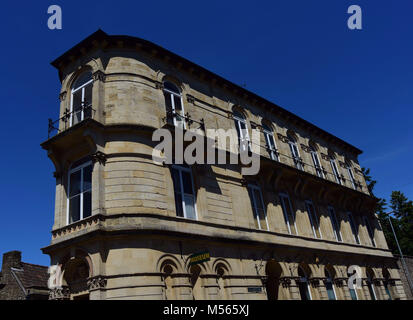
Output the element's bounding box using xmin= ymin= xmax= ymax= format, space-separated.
xmin=310 ymin=147 xmax=324 ymax=178
xmin=163 ymin=81 xmax=186 ymax=129
xmin=328 ymin=206 xmax=342 ymax=242
xmin=330 ymin=157 xmax=342 ymax=185
xmin=305 ymin=200 xmax=322 ymax=239
xmin=363 ymin=216 xmax=376 ymax=247
xmin=70 ymin=72 xmax=93 ymax=127
xmin=262 ymin=125 xmax=278 ymax=161
xmin=67 ymin=161 xmax=93 ymax=224
xmin=288 ymin=136 xmax=303 ymax=170
xmin=347 ymin=212 xmax=360 ymax=244
xmin=234 ymin=111 xmax=250 ymax=153
xmin=279 ymin=193 xmax=298 ymax=235
xmin=247 ymin=184 xmax=269 ymax=231
xmin=171 ymin=165 xmax=197 ymax=220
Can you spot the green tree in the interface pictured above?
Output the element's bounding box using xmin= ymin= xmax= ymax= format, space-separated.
xmin=362 ymin=167 xmax=376 ymax=196
xmin=389 ymin=191 xmax=413 ymax=256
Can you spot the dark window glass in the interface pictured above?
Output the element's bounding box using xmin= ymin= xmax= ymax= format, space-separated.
xmin=83 ymin=191 xmax=92 ymax=218
xmin=69 ymin=195 xmax=81 ymax=223
xmin=69 ymin=170 xmax=81 ymax=197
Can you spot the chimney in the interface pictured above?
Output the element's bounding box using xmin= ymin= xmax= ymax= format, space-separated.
xmin=2 ymin=251 xmax=22 ymax=271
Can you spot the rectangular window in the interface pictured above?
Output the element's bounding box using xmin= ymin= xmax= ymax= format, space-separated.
xmin=305 ymin=200 xmax=322 ymax=239
xmin=289 ymin=141 xmax=303 ymax=170
xmin=347 ymin=166 xmax=356 ymax=189
xmin=248 ymin=185 xmax=269 ymax=230
xmin=311 ymin=151 xmax=324 ymax=178
xmin=235 ymin=118 xmax=250 ymax=152
xmin=171 ymin=166 xmax=197 ymax=220
xmin=347 ymin=212 xmax=360 ymax=244
xmin=328 ymin=206 xmax=342 ymax=242
xmin=330 ymin=159 xmax=342 ymax=185
xmin=263 ymin=129 xmax=278 ymax=161
xmin=363 ymin=216 xmax=376 ymax=247
xmin=279 ymin=193 xmax=297 ymax=235
xmin=67 ymin=162 xmax=92 ymax=224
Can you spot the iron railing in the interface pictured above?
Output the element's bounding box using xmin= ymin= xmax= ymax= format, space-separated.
xmin=48 ymin=103 xmax=95 ymax=138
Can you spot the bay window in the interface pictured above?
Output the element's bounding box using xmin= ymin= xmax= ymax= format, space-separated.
xmin=70 ymin=71 xmax=93 ymax=126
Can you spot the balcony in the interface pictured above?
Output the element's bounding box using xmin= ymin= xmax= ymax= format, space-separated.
xmin=48 ymin=103 xmax=96 ymax=138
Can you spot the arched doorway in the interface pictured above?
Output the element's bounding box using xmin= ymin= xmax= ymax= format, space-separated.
xmin=63 ymin=257 xmax=91 ymax=300
xmin=265 ymin=260 xmax=282 ymax=300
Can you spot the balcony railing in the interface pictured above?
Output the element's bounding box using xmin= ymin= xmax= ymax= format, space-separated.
xmin=48 ymin=103 xmax=95 ymax=138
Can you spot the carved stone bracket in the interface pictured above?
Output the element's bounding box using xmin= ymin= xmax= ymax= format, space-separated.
xmin=279 ymin=277 xmax=292 ymax=288
xmin=277 ymin=133 xmax=289 ymax=143
xmin=92 ymin=70 xmax=106 ymax=82
xmin=87 ymin=276 xmax=107 ymax=291
xmin=309 ymin=277 xmax=323 ymax=288
xmin=59 ymin=91 xmax=67 ymax=102
xmin=320 ymin=153 xmax=329 ymax=161
xmin=300 ymin=144 xmax=311 ymax=153
xmin=91 ymin=151 xmax=107 ymax=165
xmin=333 ymin=278 xmax=346 ymax=287
xmin=49 ymin=286 xmax=70 ymax=300
xmin=155 ymin=81 xmax=164 ymax=90
xmin=186 ymin=94 xmax=195 ymax=104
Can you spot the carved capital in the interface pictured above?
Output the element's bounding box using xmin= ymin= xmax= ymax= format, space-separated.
xmin=300 ymin=144 xmax=311 ymax=153
xmin=320 ymin=153 xmax=329 ymax=161
xmin=92 ymin=70 xmax=106 ymax=82
xmin=279 ymin=277 xmax=292 ymax=288
xmin=277 ymin=133 xmax=289 ymax=143
xmin=49 ymin=286 xmax=70 ymax=300
xmin=87 ymin=276 xmax=107 ymax=291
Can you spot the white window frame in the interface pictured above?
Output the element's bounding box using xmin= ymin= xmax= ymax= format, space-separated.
xmin=288 ymin=137 xmax=303 ymax=170
xmin=70 ymin=76 xmax=93 ymax=127
xmin=66 ymin=161 xmax=93 ymax=225
xmin=363 ymin=216 xmax=376 ymax=247
xmin=330 ymin=157 xmax=342 ymax=185
xmin=234 ymin=113 xmax=250 ymax=153
xmin=163 ymin=82 xmax=186 ymax=129
xmin=346 ymin=164 xmax=356 ymax=189
xmin=347 ymin=212 xmax=360 ymax=244
xmin=367 ymin=275 xmax=377 ymax=300
xmin=263 ymin=126 xmax=278 ymax=161
xmin=328 ymin=206 xmax=342 ymax=242
xmin=171 ymin=165 xmax=197 ymax=220
xmin=248 ymin=184 xmax=269 ymax=231
xmin=279 ymin=193 xmax=298 ymax=235
xmin=310 ymin=148 xmax=324 ymax=178
xmin=305 ymin=200 xmax=322 ymax=239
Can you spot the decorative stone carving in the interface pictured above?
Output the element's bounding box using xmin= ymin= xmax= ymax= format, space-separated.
xmin=155 ymin=81 xmax=164 ymax=89
xmin=309 ymin=277 xmax=322 ymax=287
xmin=321 ymin=153 xmax=329 ymax=161
xmin=59 ymin=91 xmax=67 ymax=102
xmin=92 ymin=70 xmax=106 ymax=82
xmin=279 ymin=277 xmax=292 ymax=288
xmin=277 ymin=133 xmax=289 ymax=143
xmin=91 ymin=151 xmax=107 ymax=165
xmin=49 ymin=287 xmax=70 ymax=300
xmin=186 ymin=94 xmax=195 ymax=104
xmin=333 ymin=278 xmax=346 ymax=287
xmin=300 ymin=144 xmax=311 ymax=153
xmin=87 ymin=276 xmax=107 ymax=291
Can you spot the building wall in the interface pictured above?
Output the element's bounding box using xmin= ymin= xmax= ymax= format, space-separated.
xmin=395 ymin=255 xmax=413 ymax=300
xmin=43 ymin=38 xmax=407 ymax=300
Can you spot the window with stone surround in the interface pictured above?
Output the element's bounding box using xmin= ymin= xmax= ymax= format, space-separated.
xmin=233 ymin=110 xmax=250 ymax=153
xmin=287 ymin=134 xmax=303 ymax=171
xmin=328 ymin=206 xmax=342 ymax=242
xmin=279 ymin=193 xmax=298 ymax=235
xmin=163 ymin=81 xmax=185 ymax=129
xmin=347 ymin=212 xmax=360 ymax=244
xmin=67 ymin=160 xmax=92 ymax=224
xmin=309 ymin=143 xmax=324 ymax=178
xmin=363 ymin=216 xmax=376 ymax=247
xmin=70 ymin=71 xmax=93 ymax=127
xmin=247 ymin=184 xmax=269 ymax=230
xmin=329 ymin=153 xmax=342 ymax=185
xmin=171 ymin=165 xmax=197 ymax=220
xmin=305 ymin=200 xmax=322 ymax=239
xmin=262 ymin=124 xmax=278 ymax=161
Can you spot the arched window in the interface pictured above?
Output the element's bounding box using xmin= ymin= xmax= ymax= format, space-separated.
xmin=161 ymin=262 xmax=178 ymax=300
xmin=233 ymin=111 xmax=250 ymax=152
xmin=298 ymin=266 xmax=312 ymax=300
xmin=287 ymin=134 xmax=302 ymax=170
xmin=70 ymin=71 xmax=93 ymax=126
xmin=309 ymin=143 xmax=324 ymax=178
xmin=329 ymin=152 xmax=342 ymax=185
xmin=67 ymin=160 xmax=92 ymax=224
xmin=366 ymin=268 xmax=377 ymax=300
xmin=262 ymin=124 xmax=278 ymax=161
xmin=190 ymin=265 xmax=203 ymax=300
xmin=325 ymin=268 xmax=337 ymax=300
xmin=216 ymin=263 xmax=229 ymax=300
xmin=163 ymin=81 xmax=185 ymax=128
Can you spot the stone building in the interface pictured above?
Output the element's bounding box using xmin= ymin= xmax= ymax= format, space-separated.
xmin=0 ymin=251 xmax=49 ymax=300
xmin=41 ymin=29 xmax=407 ymax=300
xmin=395 ymin=255 xmax=413 ymax=300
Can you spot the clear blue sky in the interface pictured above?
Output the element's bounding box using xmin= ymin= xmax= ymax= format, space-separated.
xmin=0 ymin=0 xmax=412 ymax=266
